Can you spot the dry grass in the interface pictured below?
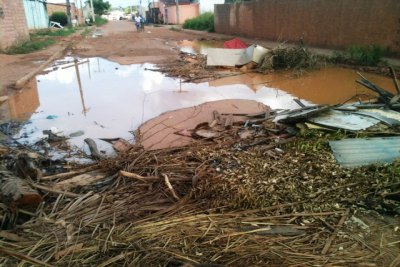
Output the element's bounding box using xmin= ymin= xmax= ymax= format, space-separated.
xmin=0 ymin=127 xmax=399 ymax=266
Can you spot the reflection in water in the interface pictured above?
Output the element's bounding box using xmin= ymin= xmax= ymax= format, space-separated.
xmin=73 ymin=59 xmax=89 ymax=116
xmin=178 ymin=40 xmax=225 ymax=55
xmin=0 ymin=79 xmax=40 ymax=121
xmin=4 ymin=57 xmax=395 ymax=147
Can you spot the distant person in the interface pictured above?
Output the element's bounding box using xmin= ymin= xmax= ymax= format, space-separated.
xmin=140 ymin=15 xmax=145 ymax=32
xmin=135 ymin=15 xmax=141 ymax=32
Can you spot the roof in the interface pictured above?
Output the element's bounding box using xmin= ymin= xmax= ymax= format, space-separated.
xmin=161 ymin=0 xmax=196 ymax=5
xmin=329 ymin=137 xmax=400 ymax=167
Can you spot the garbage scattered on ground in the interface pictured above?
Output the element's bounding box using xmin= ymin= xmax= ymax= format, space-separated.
xmin=224 ymin=38 xmax=248 ymax=49
xmin=0 ymin=38 xmax=400 ymax=266
xmin=207 ymin=44 xmax=269 ymax=67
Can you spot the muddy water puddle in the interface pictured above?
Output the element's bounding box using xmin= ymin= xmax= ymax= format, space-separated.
xmin=178 ymin=40 xmax=225 ymax=55
xmin=0 ymin=56 xmax=396 ymax=150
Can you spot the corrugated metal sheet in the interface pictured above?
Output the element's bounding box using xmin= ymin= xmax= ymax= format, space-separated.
xmin=23 ymin=0 xmax=49 ymax=29
xmin=308 ymin=110 xmax=380 ymax=131
xmin=329 ymin=137 xmax=400 ymax=167
xmin=354 ymin=109 xmax=400 ymax=126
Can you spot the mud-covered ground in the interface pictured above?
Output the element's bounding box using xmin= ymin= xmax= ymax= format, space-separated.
xmin=0 ymin=21 xmax=216 ymax=92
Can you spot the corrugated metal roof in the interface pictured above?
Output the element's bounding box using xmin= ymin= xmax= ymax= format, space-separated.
xmin=308 ymin=110 xmax=380 ymax=131
xmin=329 ymin=137 xmax=400 ymax=167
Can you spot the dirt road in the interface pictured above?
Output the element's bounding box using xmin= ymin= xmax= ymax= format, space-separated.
xmin=0 ymin=21 xmax=211 ymax=93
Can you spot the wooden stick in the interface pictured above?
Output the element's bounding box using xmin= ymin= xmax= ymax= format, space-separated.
xmin=31 ymin=183 xmax=80 ymax=198
xmin=390 ymin=66 xmax=400 ymax=94
xmin=119 ymin=171 xmax=159 ymax=182
xmin=0 ymin=247 xmax=54 ymax=267
xmin=14 ymin=46 xmax=69 ymax=89
xmin=162 ymin=173 xmax=180 ymax=200
xmin=41 ymin=165 xmax=98 ymax=181
xmin=321 ymin=209 xmax=350 ymax=255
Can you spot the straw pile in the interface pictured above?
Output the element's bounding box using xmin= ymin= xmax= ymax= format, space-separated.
xmin=258 ymin=45 xmax=319 ymax=73
xmin=0 ymin=129 xmax=399 ymax=266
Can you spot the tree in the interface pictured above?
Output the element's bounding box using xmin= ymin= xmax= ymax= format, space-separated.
xmin=92 ymin=0 xmax=111 ymax=15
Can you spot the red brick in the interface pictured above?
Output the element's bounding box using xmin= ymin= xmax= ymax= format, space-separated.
xmin=0 ymin=0 xmax=29 ymax=49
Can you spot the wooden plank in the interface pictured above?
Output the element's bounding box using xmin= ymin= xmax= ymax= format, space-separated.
xmin=54 ymin=171 xmax=108 ymax=191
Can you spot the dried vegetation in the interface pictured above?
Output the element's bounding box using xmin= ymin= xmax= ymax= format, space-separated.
xmin=0 ymin=122 xmax=399 ymax=266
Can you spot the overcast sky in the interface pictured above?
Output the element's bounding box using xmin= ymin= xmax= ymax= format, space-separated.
xmin=48 ymin=0 xmax=151 ymax=8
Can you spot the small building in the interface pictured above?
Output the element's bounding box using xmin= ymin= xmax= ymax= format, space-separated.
xmin=159 ymin=0 xmax=199 ymax=25
xmin=22 ymin=0 xmax=49 ymax=29
xmin=0 ymin=0 xmax=30 ymax=49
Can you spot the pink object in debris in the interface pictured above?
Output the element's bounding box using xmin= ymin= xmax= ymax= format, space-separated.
xmin=223 ymin=38 xmax=248 ymax=49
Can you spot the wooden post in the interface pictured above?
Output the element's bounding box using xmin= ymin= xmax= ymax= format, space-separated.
xmin=66 ymin=0 xmax=72 ymax=26
xmin=175 ymin=0 xmax=180 ymax=24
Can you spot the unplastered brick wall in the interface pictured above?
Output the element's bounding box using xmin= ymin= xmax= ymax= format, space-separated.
xmin=215 ymin=0 xmax=400 ymax=54
xmin=47 ymin=3 xmax=79 ymax=20
xmin=0 ymin=0 xmax=29 ymax=50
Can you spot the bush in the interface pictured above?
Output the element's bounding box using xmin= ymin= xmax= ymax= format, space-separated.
xmin=49 ymin=12 xmax=68 ymax=26
xmin=4 ymin=39 xmax=56 ymax=54
xmin=331 ymin=45 xmax=384 ymax=66
xmin=93 ymin=15 xmax=108 ymax=26
xmin=183 ymin=12 xmax=214 ymax=32
xmin=33 ymin=27 xmax=75 ymax=37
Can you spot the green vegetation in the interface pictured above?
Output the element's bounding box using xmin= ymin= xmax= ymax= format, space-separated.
xmin=93 ymin=0 xmax=111 ymax=15
xmin=331 ymin=45 xmax=385 ymax=66
xmin=183 ymin=12 xmax=214 ymax=32
xmin=49 ymin=11 xmax=68 ymax=26
xmin=169 ymin=26 xmax=182 ymax=32
xmin=80 ymin=27 xmax=91 ymax=37
xmin=3 ymin=39 xmax=56 ymax=55
xmin=1 ymin=27 xmax=76 ymax=55
xmin=94 ymin=15 xmax=108 ymax=26
xmin=33 ymin=27 xmax=75 ymax=37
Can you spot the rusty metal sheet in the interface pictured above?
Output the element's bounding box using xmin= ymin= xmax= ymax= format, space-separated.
xmin=329 ymin=137 xmax=400 ymax=167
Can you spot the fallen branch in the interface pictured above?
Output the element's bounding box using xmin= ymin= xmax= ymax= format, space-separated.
xmin=0 ymin=247 xmax=54 ymax=267
xmin=119 ymin=171 xmax=159 ymax=182
xmin=41 ymin=165 xmax=99 ymax=181
xmin=30 ymin=183 xmax=79 ymax=198
xmin=162 ymin=174 xmax=180 ymax=200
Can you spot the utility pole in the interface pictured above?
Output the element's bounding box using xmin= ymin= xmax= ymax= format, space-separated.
xmin=90 ymin=0 xmax=96 ymax=22
xmin=66 ymin=0 xmax=72 ymax=26
xmin=175 ymin=0 xmax=179 ymax=24
xmin=79 ymin=0 xmax=83 ymax=25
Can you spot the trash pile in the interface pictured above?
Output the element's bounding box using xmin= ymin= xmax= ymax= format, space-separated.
xmin=1 ymin=89 xmax=400 ymax=265
xmin=0 ymin=61 xmax=400 ymax=266
xmin=155 ymin=39 xmax=321 ymax=83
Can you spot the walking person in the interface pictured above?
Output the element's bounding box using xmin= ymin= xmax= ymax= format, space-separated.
xmin=140 ymin=15 xmax=145 ymax=32
xmin=134 ymin=14 xmax=141 ymax=32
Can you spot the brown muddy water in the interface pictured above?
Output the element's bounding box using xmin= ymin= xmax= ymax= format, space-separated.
xmin=178 ymin=40 xmax=224 ymax=55
xmin=0 ymin=56 xmax=396 ymax=149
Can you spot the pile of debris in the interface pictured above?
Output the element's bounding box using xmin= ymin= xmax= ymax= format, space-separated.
xmin=155 ymin=39 xmax=321 ymax=83
xmin=0 ymin=70 xmax=400 ymax=266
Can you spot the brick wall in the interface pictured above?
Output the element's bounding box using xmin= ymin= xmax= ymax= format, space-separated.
xmin=0 ymin=0 xmax=29 ymax=49
xmin=47 ymin=3 xmax=79 ymax=20
xmin=215 ymin=0 xmax=400 ymax=54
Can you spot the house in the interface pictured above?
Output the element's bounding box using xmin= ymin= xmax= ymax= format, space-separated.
xmin=0 ymin=0 xmax=30 ymax=49
xmin=159 ymin=0 xmax=199 ymax=24
xmin=22 ymin=0 xmax=49 ymax=29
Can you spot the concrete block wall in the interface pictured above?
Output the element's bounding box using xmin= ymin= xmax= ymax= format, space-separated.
xmin=0 ymin=0 xmax=29 ymax=50
xmin=215 ymin=0 xmax=400 ymax=54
